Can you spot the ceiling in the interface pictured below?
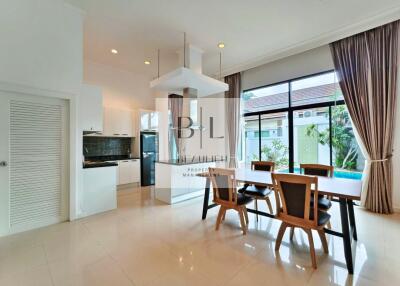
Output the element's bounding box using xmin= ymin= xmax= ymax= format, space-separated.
xmin=67 ymin=0 xmax=400 ymax=77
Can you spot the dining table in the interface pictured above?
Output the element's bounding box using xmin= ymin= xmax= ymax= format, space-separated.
xmin=197 ymin=168 xmax=362 ymax=274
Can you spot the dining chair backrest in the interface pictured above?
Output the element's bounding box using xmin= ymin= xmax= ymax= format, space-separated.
xmin=300 ymin=164 xmax=333 ymax=178
xmin=209 ymin=168 xmax=237 ymax=206
xmin=272 ymin=173 xmax=319 ymax=227
xmin=251 ymin=161 xmax=275 ymax=172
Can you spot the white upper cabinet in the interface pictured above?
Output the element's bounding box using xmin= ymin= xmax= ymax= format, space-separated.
xmin=103 ymin=107 xmax=134 ymax=137
xmin=140 ymin=110 xmax=159 ymax=131
xmin=79 ymin=84 xmax=103 ymax=132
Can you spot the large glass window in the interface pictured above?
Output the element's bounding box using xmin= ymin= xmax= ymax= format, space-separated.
xmin=242 ymin=83 xmax=289 ymax=113
xmin=291 ymin=72 xmax=343 ymax=106
xmin=241 ymin=71 xmax=363 ymax=180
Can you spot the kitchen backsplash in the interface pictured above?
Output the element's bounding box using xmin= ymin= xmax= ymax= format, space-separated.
xmin=83 ymin=137 xmax=132 ymax=157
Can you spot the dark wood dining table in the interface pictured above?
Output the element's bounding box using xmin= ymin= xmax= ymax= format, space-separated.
xmin=197 ymin=168 xmax=362 ymax=274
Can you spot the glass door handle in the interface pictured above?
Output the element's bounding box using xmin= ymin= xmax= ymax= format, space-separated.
xmin=0 ymin=161 xmax=7 ymax=167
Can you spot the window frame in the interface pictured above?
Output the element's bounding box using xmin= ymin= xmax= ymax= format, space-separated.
xmin=242 ymin=70 xmax=345 ymax=173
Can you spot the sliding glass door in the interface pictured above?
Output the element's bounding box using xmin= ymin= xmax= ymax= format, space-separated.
xmin=331 ymin=105 xmax=364 ymax=179
xmin=242 ymin=71 xmax=363 ymax=179
xmin=260 ymin=113 xmax=289 ymax=171
xmin=293 ymin=107 xmax=330 ymax=171
xmin=243 ymin=115 xmax=260 ymax=167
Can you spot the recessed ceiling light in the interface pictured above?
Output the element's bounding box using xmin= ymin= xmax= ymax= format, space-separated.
xmin=144 ymin=60 xmax=151 ymax=65
xmin=218 ymin=42 xmax=225 ymax=49
xmin=111 ymin=49 xmax=118 ymax=54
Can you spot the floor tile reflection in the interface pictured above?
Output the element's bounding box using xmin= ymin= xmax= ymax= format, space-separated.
xmin=0 ymin=186 xmax=399 ymax=285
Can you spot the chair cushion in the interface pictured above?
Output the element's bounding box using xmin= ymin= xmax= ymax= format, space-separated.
xmin=240 ymin=185 xmax=272 ymax=197
xmin=311 ymin=196 xmax=332 ymax=210
xmin=237 ymin=193 xmax=253 ymax=205
xmin=309 ymin=208 xmax=331 ymax=226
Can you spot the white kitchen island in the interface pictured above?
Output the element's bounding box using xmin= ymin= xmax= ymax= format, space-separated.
xmin=155 ymin=160 xmax=222 ymax=204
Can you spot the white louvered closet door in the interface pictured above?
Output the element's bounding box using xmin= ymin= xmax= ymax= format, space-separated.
xmin=0 ymin=92 xmax=68 ymax=235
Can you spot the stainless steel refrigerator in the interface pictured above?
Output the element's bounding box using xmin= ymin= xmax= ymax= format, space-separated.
xmin=140 ymin=132 xmax=158 ymax=186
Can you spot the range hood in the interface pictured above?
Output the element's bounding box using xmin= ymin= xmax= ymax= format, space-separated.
xmin=150 ymin=44 xmax=229 ymax=97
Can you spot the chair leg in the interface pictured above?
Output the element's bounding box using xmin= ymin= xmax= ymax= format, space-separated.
xmin=305 ymin=229 xmax=317 ymax=269
xmin=215 ymin=206 xmax=224 ymax=231
xmin=221 ymin=208 xmax=226 ymax=221
xmin=317 ymin=229 xmax=329 ymax=254
xmin=255 ymin=199 xmax=259 ymax=222
xmin=275 ymin=222 xmax=287 ymax=251
xmin=290 ymin=226 xmax=295 ymax=241
xmin=243 ymin=206 xmax=249 ymax=224
xmin=265 ymin=197 xmax=273 ymax=214
xmin=238 ymin=208 xmax=247 ymax=235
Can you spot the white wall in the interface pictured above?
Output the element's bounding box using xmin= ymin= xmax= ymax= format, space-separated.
xmin=242 ymin=45 xmax=334 ymax=91
xmin=242 ymin=44 xmax=400 ymax=211
xmin=0 ymin=0 xmax=83 ymax=94
xmin=0 ymin=0 xmax=84 ymax=228
xmin=83 ymin=61 xmax=155 ymax=110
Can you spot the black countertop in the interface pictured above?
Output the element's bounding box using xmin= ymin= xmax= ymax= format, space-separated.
xmin=83 ymin=161 xmax=118 ymax=169
xmin=85 ymin=155 xmax=140 ymax=162
xmin=156 ymin=158 xmax=226 ymax=166
xmin=83 ymin=155 xmax=140 ymax=169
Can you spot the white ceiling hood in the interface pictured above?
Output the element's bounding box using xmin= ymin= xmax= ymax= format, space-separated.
xmin=150 ymin=44 xmax=228 ymax=97
xmin=150 ymin=66 xmax=229 ymax=96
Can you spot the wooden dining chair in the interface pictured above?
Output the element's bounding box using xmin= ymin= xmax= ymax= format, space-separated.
xmin=298 ymin=164 xmax=334 ymax=233
xmin=209 ymin=167 xmax=253 ymax=235
xmin=272 ymin=173 xmax=330 ymax=269
xmin=239 ymin=161 xmax=275 ymax=220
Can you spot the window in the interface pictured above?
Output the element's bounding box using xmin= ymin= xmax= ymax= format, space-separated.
xmin=242 ymin=71 xmax=363 ymax=179
xmin=291 ymin=72 xmax=343 ymax=106
xmin=242 ymin=83 xmax=289 ymax=113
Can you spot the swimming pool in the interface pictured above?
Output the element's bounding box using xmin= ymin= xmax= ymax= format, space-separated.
xmin=279 ymin=167 xmax=362 ymax=180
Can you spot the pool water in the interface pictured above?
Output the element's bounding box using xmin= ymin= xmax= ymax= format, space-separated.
xmin=279 ymin=167 xmax=362 ymax=180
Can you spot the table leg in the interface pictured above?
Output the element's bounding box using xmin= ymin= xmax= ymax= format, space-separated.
xmin=339 ymin=198 xmax=353 ymax=274
xmin=347 ymin=200 xmax=358 ymax=241
xmin=202 ymin=178 xmax=211 ymax=220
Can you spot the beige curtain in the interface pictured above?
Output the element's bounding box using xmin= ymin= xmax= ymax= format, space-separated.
xmin=330 ymin=20 xmax=399 ymax=214
xmin=169 ymin=94 xmax=183 ymax=159
xmin=225 ymin=73 xmax=241 ymax=168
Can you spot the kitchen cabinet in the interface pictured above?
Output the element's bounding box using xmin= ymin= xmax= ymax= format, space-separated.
xmin=80 ymin=84 xmax=103 ymax=132
xmin=82 ymin=166 xmax=117 ymax=217
xmin=118 ymin=159 xmax=140 ymax=185
xmin=103 ymin=107 xmax=133 ymax=137
xmin=140 ymin=110 xmax=159 ymax=131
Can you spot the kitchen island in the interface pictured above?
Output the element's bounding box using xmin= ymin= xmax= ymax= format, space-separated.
xmin=155 ymin=158 xmax=225 ymax=204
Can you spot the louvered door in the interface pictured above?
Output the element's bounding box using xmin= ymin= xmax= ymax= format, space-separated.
xmin=0 ymin=92 xmax=68 ymax=235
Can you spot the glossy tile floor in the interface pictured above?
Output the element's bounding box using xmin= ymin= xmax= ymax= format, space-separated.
xmin=1 ymin=186 xmax=399 ymax=286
